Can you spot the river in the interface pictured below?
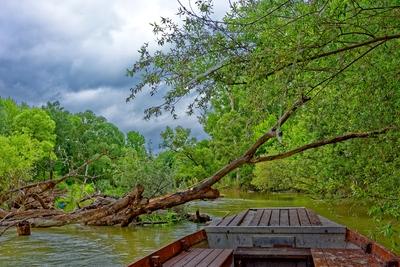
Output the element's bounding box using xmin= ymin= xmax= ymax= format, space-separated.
xmin=0 ymin=191 xmax=398 ymax=266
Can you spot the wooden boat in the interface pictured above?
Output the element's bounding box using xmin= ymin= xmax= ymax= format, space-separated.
xmin=128 ymin=207 xmax=399 ymax=267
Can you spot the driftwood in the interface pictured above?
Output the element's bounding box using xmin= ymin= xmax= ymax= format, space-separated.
xmin=186 ymin=210 xmax=211 ymax=223
xmin=0 ymin=95 xmax=396 ymax=231
xmin=16 ymin=220 xmax=31 ymax=236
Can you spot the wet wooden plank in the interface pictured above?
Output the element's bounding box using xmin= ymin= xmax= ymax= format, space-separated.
xmin=196 ymin=249 xmax=224 ymax=267
xmin=184 ymin=248 xmax=214 ymax=267
xmin=289 ymin=209 xmax=300 ymax=226
xmin=217 ymin=214 xmax=236 ymax=227
xmin=240 ymin=209 xmax=256 ymax=226
xmin=280 ymin=209 xmax=289 ymax=226
xmin=171 ymin=248 xmax=203 ymax=266
xmin=258 ymin=209 xmax=272 ymax=226
xmin=163 ymin=251 xmax=191 ymax=267
xmin=249 ymin=209 xmax=264 ymax=226
xmin=297 ymin=208 xmax=311 ymax=226
xmin=228 ymin=210 xmax=248 ymax=226
xmin=208 ymin=249 xmax=233 ymax=267
xmin=269 ymin=209 xmax=280 ymax=226
xmin=306 ymin=209 xmax=322 ymax=226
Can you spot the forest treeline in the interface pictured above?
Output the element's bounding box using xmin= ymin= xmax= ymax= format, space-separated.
xmin=1 ymin=0 xmax=400 ymax=222
xmin=1 ymin=85 xmax=399 ymax=218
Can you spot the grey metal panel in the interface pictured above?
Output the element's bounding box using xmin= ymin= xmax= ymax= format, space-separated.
xmin=207 ymin=232 xmax=347 ymax=249
xmin=253 ymin=236 xmax=296 ymax=248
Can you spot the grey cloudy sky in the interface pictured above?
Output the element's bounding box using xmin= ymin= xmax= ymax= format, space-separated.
xmin=0 ymin=0 xmax=228 ymax=146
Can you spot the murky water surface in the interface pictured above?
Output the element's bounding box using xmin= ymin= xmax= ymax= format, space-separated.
xmin=1 ymin=191 xmax=398 ymax=266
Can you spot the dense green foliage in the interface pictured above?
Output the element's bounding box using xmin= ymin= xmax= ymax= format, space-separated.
xmin=0 ymin=99 xmax=177 ymax=209
xmin=0 ymin=99 xmax=56 ymax=190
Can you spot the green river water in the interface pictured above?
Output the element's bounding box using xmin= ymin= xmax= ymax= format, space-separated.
xmin=0 ymin=191 xmax=399 ymax=266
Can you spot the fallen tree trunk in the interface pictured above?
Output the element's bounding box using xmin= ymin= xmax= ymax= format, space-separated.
xmin=0 ymin=185 xmax=219 ymax=228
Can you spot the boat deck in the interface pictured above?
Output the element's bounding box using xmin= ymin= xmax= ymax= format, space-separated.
xmin=210 ymin=207 xmax=322 ymax=227
xmin=206 ymin=207 xmax=346 ymax=250
xmin=128 ymin=207 xmax=400 ymax=267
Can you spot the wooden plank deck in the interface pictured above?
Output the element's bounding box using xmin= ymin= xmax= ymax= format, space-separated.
xmin=127 ymin=230 xmax=207 ymax=267
xmin=129 ymin=208 xmax=399 ymax=267
xmin=212 ymin=208 xmax=322 ymax=227
xmin=206 ymin=208 xmax=345 ymax=249
xmin=163 ymin=248 xmax=233 ymax=267
xmin=311 ymin=248 xmax=383 ymax=267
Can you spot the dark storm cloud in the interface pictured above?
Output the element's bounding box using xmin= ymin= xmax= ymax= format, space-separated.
xmin=0 ymin=0 xmax=228 ymax=146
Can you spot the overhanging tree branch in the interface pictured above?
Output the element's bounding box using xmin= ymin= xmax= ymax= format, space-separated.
xmin=191 ymin=94 xmax=311 ymax=191
xmin=265 ymin=33 xmax=400 ymax=78
xmin=250 ymin=127 xmax=396 ymax=163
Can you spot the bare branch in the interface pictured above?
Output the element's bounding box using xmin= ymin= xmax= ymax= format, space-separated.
xmin=0 ymin=154 xmax=106 ymax=205
xmin=6 ymin=154 xmax=105 ymax=194
xmin=265 ymin=33 xmax=400 ymax=78
xmin=307 ymin=39 xmax=387 ymax=96
xmin=250 ymin=127 xmax=396 ymax=164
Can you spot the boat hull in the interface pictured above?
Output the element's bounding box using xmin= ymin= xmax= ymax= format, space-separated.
xmin=128 ymin=208 xmax=399 ymax=267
